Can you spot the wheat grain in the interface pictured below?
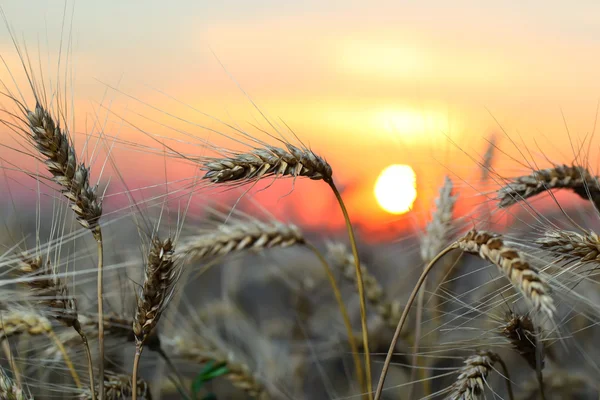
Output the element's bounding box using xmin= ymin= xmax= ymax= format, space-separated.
xmin=202 ymin=144 xmax=332 ymax=184
xmin=456 ymin=230 xmax=555 ymax=319
xmin=498 ymin=164 xmax=600 ymax=208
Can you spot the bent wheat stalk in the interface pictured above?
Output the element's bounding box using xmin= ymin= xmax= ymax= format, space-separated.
xmin=374 ymin=230 xmax=555 ymax=400
xmin=202 ymin=144 xmax=371 ymax=397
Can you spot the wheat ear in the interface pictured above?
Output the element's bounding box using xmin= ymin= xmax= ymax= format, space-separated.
xmin=25 ymin=103 xmax=104 ymax=399
xmin=202 ymin=144 xmax=332 ymax=183
xmin=456 ymin=230 xmax=555 ymax=318
xmin=81 ymin=371 xmax=151 ymax=400
xmin=132 ymin=237 xmax=180 ymax=400
xmin=202 ymin=147 xmax=371 ymax=397
xmin=180 ymin=220 xmax=305 ymax=261
xmin=374 ymin=230 xmax=554 ymax=400
xmin=17 ymin=254 xmax=94 ymax=394
xmin=0 ymin=367 xmax=30 ymax=400
xmin=171 ymin=336 xmax=267 ymax=399
xmin=536 ymin=229 xmax=600 ymax=263
xmin=502 ymin=312 xmax=546 ymax=398
xmin=447 ymin=351 xmax=514 ymax=400
xmin=0 ymin=310 xmax=80 ymax=388
xmin=498 ymin=164 xmax=600 ymax=208
xmin=411 ymin=177 xmax=456 ymax=399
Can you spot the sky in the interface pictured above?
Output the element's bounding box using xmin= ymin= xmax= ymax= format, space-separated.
xmin=1 ymin=1 xmax=600 ymax=238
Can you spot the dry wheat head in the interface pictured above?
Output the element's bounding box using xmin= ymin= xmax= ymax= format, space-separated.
xmin=447 ymin=351 xmax=501 ymax=400
xmin=203 ymin=144 xmax=332 ymax=184
xmin=133 ymin=237 xmax=179 ymax=346
xmin=498 ymin=164 xmax=599 ymax=208
xmin=26 ymin=104 xmax=102 ymax=233
xmin=455 ymin=230 xmax=555 ymax=319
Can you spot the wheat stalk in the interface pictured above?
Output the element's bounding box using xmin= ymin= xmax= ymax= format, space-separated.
xmin=447 ymin=351 xmax=513 ymax=400
xmin=170 ymin=336 xmax=268 ymax=399
xmin=132 ymin=236 xmax=180 ymax=400
xmin=498 ymin=164 xmax=600 ymax=208
xmin=0 ymin=367 xmax=29 ymax=400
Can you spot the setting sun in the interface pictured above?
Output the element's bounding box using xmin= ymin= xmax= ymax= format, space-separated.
xmin=374 ymin=164 xmax=417 ymax=214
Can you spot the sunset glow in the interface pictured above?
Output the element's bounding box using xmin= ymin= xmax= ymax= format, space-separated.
xmin=374 ymin=164 xmax=417 ymax=214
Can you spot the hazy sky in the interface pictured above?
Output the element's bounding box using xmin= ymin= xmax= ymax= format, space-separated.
xmin=1 ymin=1 xmax=599 ymax=234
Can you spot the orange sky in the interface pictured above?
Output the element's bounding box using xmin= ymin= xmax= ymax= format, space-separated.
xmin=1 ymin=1 xmax=600 ymax=238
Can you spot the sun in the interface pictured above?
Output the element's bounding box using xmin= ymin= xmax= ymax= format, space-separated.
xmin=374 ymin=164 xmax=417 ymax=214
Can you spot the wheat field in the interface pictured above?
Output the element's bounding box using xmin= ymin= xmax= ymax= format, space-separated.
xmin=0 ymin=3 xmax=599 ymax=400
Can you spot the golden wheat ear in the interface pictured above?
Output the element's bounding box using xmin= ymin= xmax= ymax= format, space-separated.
xmin=537 ymin=229 xmax=600 ymax=263
xmin=497 ymin=164 xmax=600 ymax=209
xmin=202 ymin=143 xmax=332 ymax=184
xmin=502 ymin=312 xmax=544 ymax=371
xmin=132 ymin=235 xmax=181 ymax=400
xmin=456 ymin=230 xmax=556 ymax=320
xmin=25 ymin=104 xmax=102 ymax=233
xmin=447 ymin=351 xmax=514 ymax=400
xmin=179 ymin=219 xmax=305 ymax=261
